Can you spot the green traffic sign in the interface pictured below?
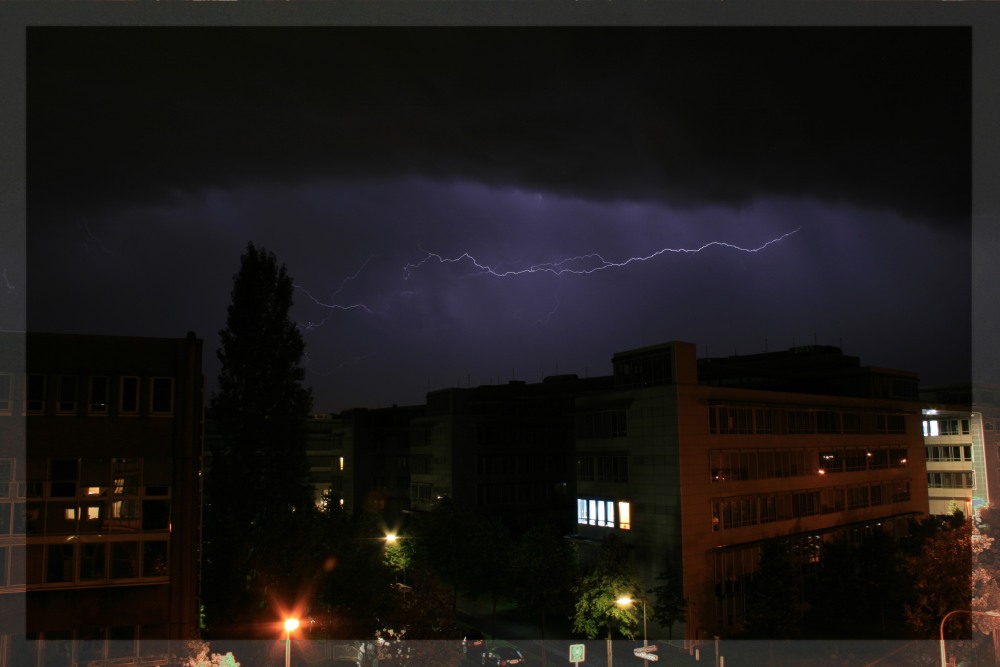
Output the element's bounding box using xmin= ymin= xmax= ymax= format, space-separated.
xmin=569 ymin=643 xmax=586 ymax=663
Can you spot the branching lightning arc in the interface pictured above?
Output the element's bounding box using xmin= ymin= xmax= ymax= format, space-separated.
xmin=401 ymin=227 xmax=802 ymax=280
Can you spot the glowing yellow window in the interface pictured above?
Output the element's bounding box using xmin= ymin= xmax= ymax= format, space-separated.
xmin=618 ymin=501 xmax=631 ymax=530
xmin=339 ymin=457 xmax=345 ymax=471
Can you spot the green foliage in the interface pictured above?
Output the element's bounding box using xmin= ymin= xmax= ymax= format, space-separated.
xmin=648 ymin=552 xmax=685 ymax=639
xmin=202 ymin=242 xmax=316 ymax=630
xmin=572 ymin=534 xmax=642 ymax=641
xmin=180 ymin=640 xmax=239 ymax=667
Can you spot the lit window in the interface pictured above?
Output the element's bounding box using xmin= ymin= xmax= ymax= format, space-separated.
xmin=577 ymin=498 xmax=619 ymax=528
xmin=339 ymin=457 xmax=345 ymax=471
xmin=618 ymin=501 xmax=631 ymax=530
xmin=64 ymin=508 xmax=76 ymax=520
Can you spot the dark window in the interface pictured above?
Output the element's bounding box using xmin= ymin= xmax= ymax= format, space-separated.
xmin=46 ymin=544 xmax=74 ymax=583
xmin=150 ymin=378 xmax=173 ymax=414
xmin=141 ymin=499 xmax=170 ymax=530
xmin=57 ymin=375 xmax=77 ymax=413
xmin=111 ymin=542 xmax=138 ymax=578
xmin=143 ymin=541 xmax=168 ymax=577
xmin=120 ymin=376 xmax=139 ymax=414
xmin=26 ymin=374 xmax=45 ymax=413
xmin=89 ymin=376 xmax=109 ymax=414
xmin=0 ymin=374 xmax=11 ymax=413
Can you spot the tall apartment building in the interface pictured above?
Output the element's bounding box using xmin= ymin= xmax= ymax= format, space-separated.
xmin=15 ymin=332 xmax=204 ymax=666
xmin=572 ymin=341 xmax=928 ymax=639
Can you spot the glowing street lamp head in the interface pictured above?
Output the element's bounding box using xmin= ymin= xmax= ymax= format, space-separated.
xmin=284 ymin=618 xmax=299 ymax=633
xmin=385 ymin=533 xmax=397 ymax=543
xmin=616 ymin=596 xmax=633 ymax=606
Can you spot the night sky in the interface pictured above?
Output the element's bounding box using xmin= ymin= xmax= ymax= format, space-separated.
xmin=18 ymin=23 xmax=981 ymax=413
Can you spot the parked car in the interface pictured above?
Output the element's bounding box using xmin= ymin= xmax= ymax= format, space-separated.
xmin=462 ymin=630 xmax=486 ymax=653
xmin=483 ymin=645 xmax=525 ymax=666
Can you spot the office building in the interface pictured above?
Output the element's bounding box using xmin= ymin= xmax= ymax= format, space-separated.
xmin=572 ymin=341 xmax=928 ymax=638
xmin=18 ymin=332 xmax=204 ymax=665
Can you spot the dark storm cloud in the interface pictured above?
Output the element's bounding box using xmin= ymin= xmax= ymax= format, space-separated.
xmin=28 ymin=26 xmax=970 ymax=227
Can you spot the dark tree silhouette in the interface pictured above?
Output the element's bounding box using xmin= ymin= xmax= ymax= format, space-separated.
xmin=510 ymin=521 xmax=578 ymax=664
xmin=648 ymin=552 xmax=686 ymax=640
xmin=743 ymin=540 xmax=802 ymax=639
xmin=203 ymin=242 xmax=315 ymax=633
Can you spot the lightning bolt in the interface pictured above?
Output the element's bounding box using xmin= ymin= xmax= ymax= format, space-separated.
xmin=402 ymin=227 xmax=802 ymax=280
xmin=294 ymin=256 xmax=377 ymax=331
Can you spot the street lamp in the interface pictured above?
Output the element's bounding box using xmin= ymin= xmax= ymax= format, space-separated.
xmin=284 ymin=618 xmax=299 ymax=667
xmin=939 ymin=609 xmax=1000 ymax=667
xmin=616 ymin=596 xmax=648 ymax=649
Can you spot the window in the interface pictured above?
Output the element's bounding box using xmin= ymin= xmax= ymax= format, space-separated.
xmin=411 ymin=483 xmax=433 ymax=502
xmin=618 ymin=501 xmax=631 ymax=530
xmin=26 ymin=374 xmax=45 ymax=413
xmin=47 ymin=544 xmax=74 ymax=583
xmin=578 ymin=453 xmax=629 ymax=483
xmin=111 ymin=542 xmax=138 ymax=579
xmin=577 ymin=410 xmax=627 ymax=439
xmin=339 ymin=456 xmax=345 ymax=471
xmin=56 ymin=375 xmax=77 ymax=414
xmin=88 ymin=376 xmax=109 ymax=414
xmin=150 ymin=378 xmax=173 ymax=415
xmin=576 ymin=498 xmax=627 ymax=529
xmin=79 ymin=543 xmax=106 ymax=580
xmin=0 ymin=374 xmax=11 ymax=414
xmin=120 ymin=376 xmax=139 ymax=414
xmin=143 ymin=541 xmax=168 ymax=577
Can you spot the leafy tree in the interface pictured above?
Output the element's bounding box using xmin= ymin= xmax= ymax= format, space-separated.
xmin=572 ymin=534 xmax=642 ymax=667
xmin=180 ymin=640 xmax=240 ymax=667
xmin=743 ymin=540 xmax=802 ymax=639
xmin=510 ymin=521 xmax=578 ymax=664
xmin=648 ymin=552 xmax=686 ymax=639
xmin=905 ymin=517 xmax=972 ymax=638
xmin=203 ymin=242 xmax=315 ymax=632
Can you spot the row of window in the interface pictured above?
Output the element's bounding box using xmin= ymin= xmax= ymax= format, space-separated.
xmin=22 ymin=629 xmax=174 ymax=666
xmin=477 ymin=454 xmax=570 ymax=477
xmin=576 ymin=498 xmax=632 ymax=530
xmin=709 ymin=406 xmax=907 ymax=435
xmin=24 ymin=498 xmax=171 ymax=535
xmin=711 ymin=479 xmax=912 ymax=531
xmin=710 ymin=446 xmax=909 ymax=482
xmin=927 ymin=472 xmax=975 ymax=489
xmin=926 ymin=445 xmax=973 ymax=462
xmin=577 ymin=453 xmax=629 ymax=483
xmin=477 ymin=481 xmax=568 ymax=506
xmin=0 ymin=373 xmax=174 ymax=416
xmin=576 ymin=409 xmax=628 ymax=439
xmin=26 ymin=539 xmax=169 ymax=586
xmin=922 ymin=418 xmax=971 ymax=437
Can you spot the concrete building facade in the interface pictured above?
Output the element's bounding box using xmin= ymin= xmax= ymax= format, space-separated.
xmin=16 ymin=332 xmax=204 ymax=666
xmin=572 ymin=342 xmax=928 ymax=638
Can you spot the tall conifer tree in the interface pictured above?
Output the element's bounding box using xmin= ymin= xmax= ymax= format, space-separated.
xmin=203 ymin=242 xmax=314 ymax=632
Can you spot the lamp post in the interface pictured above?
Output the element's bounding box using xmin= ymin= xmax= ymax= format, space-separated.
xmin=284 ymin=618 xmax=299 ymax=667
xmin=939 ymin=609 xmax=1000 ymax=667
xmin=385 ymin=532 xmax=407 ymax=585
xmin=616 ymin=596 xmax=648 ymax=649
